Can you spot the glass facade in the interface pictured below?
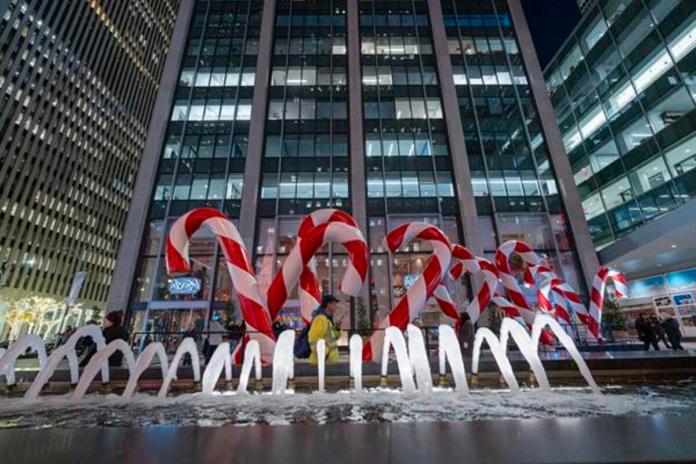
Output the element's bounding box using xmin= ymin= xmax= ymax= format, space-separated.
xmin=545 ymin=0 xmax=696 ymax=249
xmin=0 ymin=0 xmax=179 ymax=340
xmin=443 ymin=0 xmax=585 ymax=296
xmin=130 ymin=1 xmax=261 ymax=337
xmin=255 ymin=0 xmax=352 ymax=331
xmin=360 ymin=1 xmax=461 ymax=323
xmin=121 ymin=0 xmax=590 ymax=338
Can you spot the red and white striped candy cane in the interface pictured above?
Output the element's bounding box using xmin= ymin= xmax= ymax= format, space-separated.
xmin=432 ymin=284 xmax=459 ymax=324
xmin=585 ymin=266 xmax=628 ymax=339
xmin=495 ymin=240 xmax=541 ymax=327
xmin=495 ymin=240 xmax=557 ymax=344
xmin=538 ymin=278 xmax=573 ymax=324
xmin=491 ymin=294 xmax=527 ymax=327
xmin=294 ymin=210 xmax=362 ymax=323
xmin=166 ymin=208 xmax=276 ymax=362
xmin=266 ymin=222 xmax=369 ymax=320
xmin=435 ymin=245 xmax=498 ymax=325
xmin=363 ymin=222 xmax=452 ymax=362
xmin=525 ymin=264 xmax=574 ymax=323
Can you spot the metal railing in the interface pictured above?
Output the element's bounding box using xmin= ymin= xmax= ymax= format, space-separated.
xmin=128 ymin=325 xmax=643 ymax=356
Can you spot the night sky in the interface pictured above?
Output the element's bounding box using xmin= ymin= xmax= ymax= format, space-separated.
xmin=521 ymin=0 xmax=581 ymax=69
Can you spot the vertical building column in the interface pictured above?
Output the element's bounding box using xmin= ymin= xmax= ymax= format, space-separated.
xmin=427 ymin=0 xmax=482 ymax=255
xmin=506 ymin=0 xmax=599 ymax=286
xmin=347 ymin=0 xmax=368 ymax=233
xmin=238 ymin=0 xmax=276 ymax=250
xmin=106 ymin=0 xmax=195 ymax=312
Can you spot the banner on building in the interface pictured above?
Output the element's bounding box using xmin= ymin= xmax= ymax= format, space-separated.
xmin=65 ymin=271 xmax=87 ymax=305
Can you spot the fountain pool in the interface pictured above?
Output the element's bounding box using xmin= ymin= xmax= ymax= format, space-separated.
xmin=1 ymin=318 xmax=694 ymax=431
xmin=0 ymin=381 xmax=694 ymax=429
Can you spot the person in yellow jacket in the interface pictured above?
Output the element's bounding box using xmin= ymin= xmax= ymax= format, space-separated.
xmin=308 ymin=294 xmax=341 ymax=365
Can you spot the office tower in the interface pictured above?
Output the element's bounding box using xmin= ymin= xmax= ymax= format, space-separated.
xmin=545 ymin=0 xmax=696 ymax=333
xmin=110 ymin=0 xmax=598 ymax=336
xmin=0 ymin=0 xmax=181 ymax=334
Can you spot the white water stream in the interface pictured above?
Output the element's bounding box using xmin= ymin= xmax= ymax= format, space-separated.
xmin=0 ymin=318 xmax=603 ymax=401
xmin=236 ymin=340 xmax=262 ymax=394
xmin=349 ymin=334 xmax=363 ymax=392
xmin=437 ymin=325 xmax=468 ymax=393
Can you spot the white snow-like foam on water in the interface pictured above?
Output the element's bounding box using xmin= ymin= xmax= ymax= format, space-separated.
xmin=0 ymin=383 xmax=693 ymax=429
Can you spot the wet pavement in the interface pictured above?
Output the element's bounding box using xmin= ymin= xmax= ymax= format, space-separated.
xmin=0 ymin=414 xmax=694 ymax=463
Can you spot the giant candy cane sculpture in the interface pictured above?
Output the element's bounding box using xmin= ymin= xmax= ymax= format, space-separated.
xmin=491 ymin=294 xmax=528 ymax=328
xmin=266 ymin=221 xmax=369 ymax=320
xmin=495 ymin=240 xmax=556 ymax=344
xmin=280 ymin=209 xmax=363 ymax=323
xmin=586 ymin=266 xmax=628 ymax=339
xmin=525 ymin=264 xmax=575 ymax=325
xmin=537 ymin=278 xmax=573 ymax=325
xmin=434 ymin=245 xmax=498 ymax=325
xmin=363 ymin=222 xmax=452 ymax=362
xmin=166 ymin=208 xmax=276 ymax=362
xmin=495 ymin=240 xmax=541 ymax=326
xmin=527 ymin=263 xmax=628 ymax=340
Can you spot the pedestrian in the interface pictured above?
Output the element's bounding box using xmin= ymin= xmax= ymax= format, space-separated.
xmin=635 ymin=313 xmax=659 ymax=351
xmin=457 ymin=312 xmax=475 ymax=357
xmin=308 ymin=294 xmax=341 ymax=365
xmin=58 ymin=325 xmax=75 ymax=346
xmin=102 ymin=311 xmax=130 ymax=366
xmin=205 ymin=313 xmax=226 ymax=363
xmin=661 ymin=314 xmax=684 ymax=351
xmin=651 ymin=314 xmax=671 ymax=349
xmin=81 ymin=311 xmax=130 ymax=367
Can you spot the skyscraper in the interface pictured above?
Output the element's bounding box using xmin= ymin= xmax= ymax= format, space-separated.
xmin=544 ymin=0 xmax=696 ymax=335
xmin=109 ymin=0 xmax=598 ymax=336
xmin=0 ymin=0 xmax=181 ymax=332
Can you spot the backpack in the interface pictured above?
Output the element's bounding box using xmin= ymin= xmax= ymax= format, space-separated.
xmin=293 ymin=309 xmax=329 ymax=359
xmin=293 ymin=324 xmax=312 ymax=359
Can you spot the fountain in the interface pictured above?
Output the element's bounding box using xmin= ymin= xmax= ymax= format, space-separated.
xmin=122 ymin=342 xmax=168 ymax=398
xmin=499 ymin=318 xmax=551 ymax=391
xmin=72 ymin=339 xmax=135 ymax=400
xmin=158 ymin=338 xmax=201 ymax=398
xmin=0 ymin=208 xmax=624 ymax=409
xmin=24 ymin=325 xmax=107 ymax=401
xmin=0 ymin=334 xmax=47 ymax=386
xmin=0 ymin=316 xmax=609 ymax=403
xmin=531 ymin=314 xmax=600 ymax=394
xmin=349 ymin=334 xmax=363 ymax=392
xmin=406 ymin=325 xmax=433 ymax=393
xmin=271 ymin=330 xmax=295 ymax=394
xmin=380 ymin=327 xmax=416 ymax=393
xmin=201 ymin=343 xmax=233 ymax=395
xmin=236 ymin=340 xmax=262 ymax=394
xmin=472 ymin=328 xmax=520 ymax=393
xmin=437 ymin=325 xmax=468 ymax=393
xmin=316 ymin=339 xmax=326 ymax=392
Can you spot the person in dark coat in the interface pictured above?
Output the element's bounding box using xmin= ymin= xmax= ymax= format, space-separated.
xmin=457 ymin=312 xmax=475 ymax=357
xmin=635 ymin=313 xmax=659 ymax=351
xmin=650 ymin=315 xmax=671 ymax=349
xmin=102 ymin=311 xmax=130 ymax=366
xmin=661 ymin=315 xmax=684 ymax=350
xmin=79 ymin=311 xmax=130 ymax=367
